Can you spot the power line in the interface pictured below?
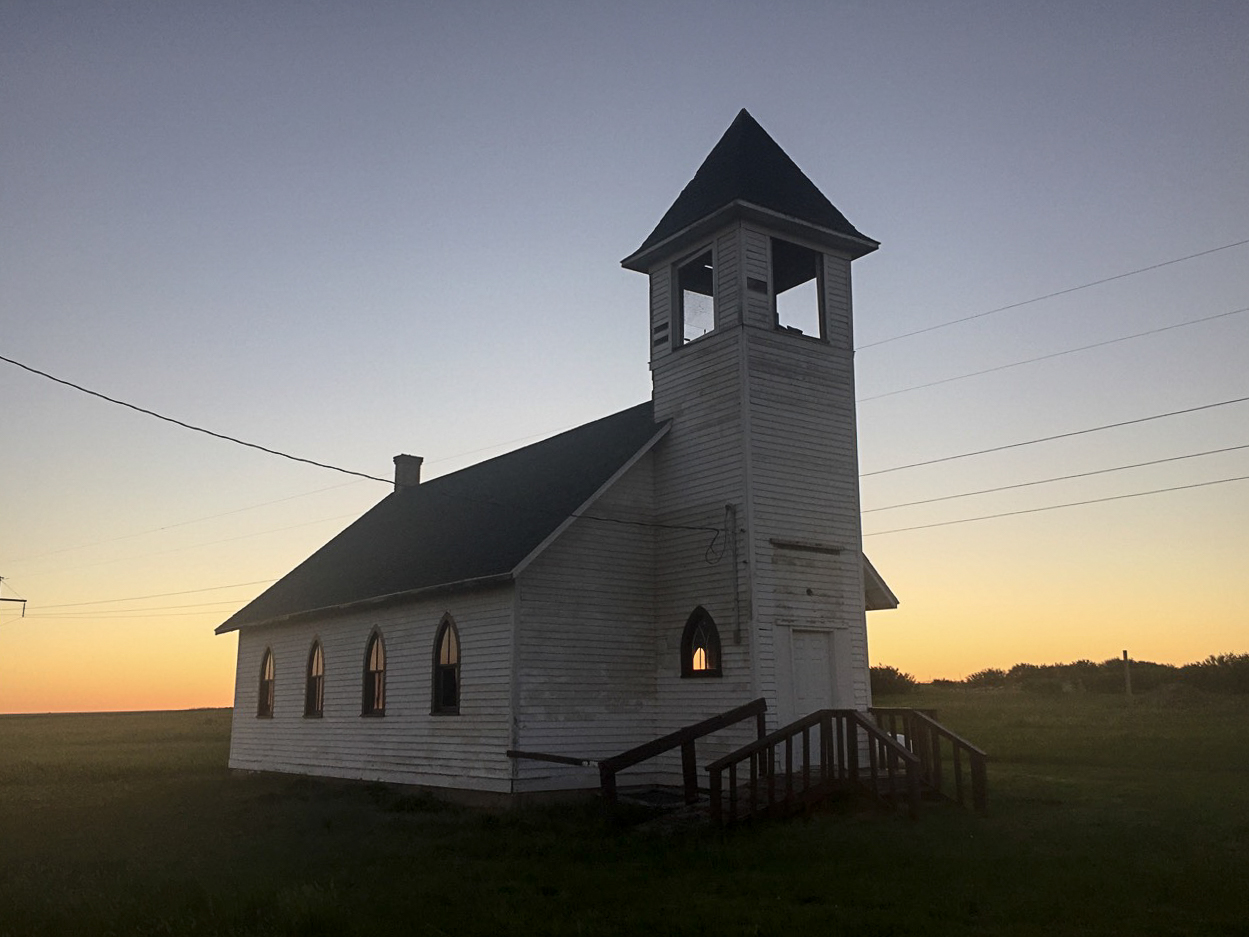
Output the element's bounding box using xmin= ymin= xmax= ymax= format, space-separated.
xmin=0 ymin=352 xmax=391 ymax=484
xmin=21 ymin=601 xmax=241 ymax=618
xmin=5 ymin=481 xmax=365 ymax=566
xmin=861 ymin=393 xmax=1249 ymax=477
xmin=16 ymin=513 xmax=361 ymax=577
xmin=34 ymin=579 xmax=277 ymax=610
xmin=863 ymin=473 xmax=1249 ymax=537
xmin=425 ymin=423 xmax=580 ymax=467
xmin=8 ymin=609 xmax=238 ymax=622
xmin=856 ymin=237 xmax=1249 ymax=351
xmin=3 ymin=351 xmax=720 ymax=545
xmin=862 ymin=443 xmax=1249 ymax=513
xmin=859 ymin=305 xmax=1249 ymax=404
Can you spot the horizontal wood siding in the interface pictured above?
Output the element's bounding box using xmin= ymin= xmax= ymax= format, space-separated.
xmin=742 ymin=227 xmax=772 ymax=331
xmin=740 ymin=233 xmax=870 ymax=721
xmin=714 ymin=224 xmax=742 ymax=330
xmin=514 ymin=456 xmax=658 ymax=786
xmin=651 ymin=265 xmax=759 ymax=772
xmin=227 ymin=586 xmax=514 ymax=791
xmin=649 ymin=264 xmax=673 ymax=366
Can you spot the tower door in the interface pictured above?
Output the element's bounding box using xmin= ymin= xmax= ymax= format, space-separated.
xmin=791 ymin=629 xmax=834 ymax=716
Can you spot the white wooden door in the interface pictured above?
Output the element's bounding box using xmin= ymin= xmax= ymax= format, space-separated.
xmin=791 ymin=630 xmax=834 ymax=715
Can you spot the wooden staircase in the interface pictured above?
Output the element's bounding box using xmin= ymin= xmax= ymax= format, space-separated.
xmin=510 ymin=699 xmax=987 ymax=824
xmin=704 ymin=706 xmax=987 ymax=824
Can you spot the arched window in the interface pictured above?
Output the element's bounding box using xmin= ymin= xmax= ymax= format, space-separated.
xmin=680 ymin=607 xmax=722 ymax=678
xmin=362 ymin=631 xmax=386 ymax=716
xmin=432 ymin=615 xmax=460 ymax=714
xmin=304 ymin=641 xmax=324 ymax=718
xmin=257 ymin=648 xmax=275 ymax=717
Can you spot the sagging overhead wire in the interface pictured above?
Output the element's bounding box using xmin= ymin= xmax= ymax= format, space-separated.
xmin=33 ymin=579 xmax=278 ymax=610
xmin=858 ymin=305 xmax=1249 ymax=404
xmin=0 ymin=353 xmax=391 ymax=484
xmin=6 ymin=480 xmax=365 ymax=566
xmin=855 ymin=236 xmax=1249 ymax=351
xmin=862 ymin=443 xmax=1249 ymax=513
xmin=860 ymin=394 xmax=1249 ymax=477
xmin=863 ymin=473 xmax=1249 ymax=537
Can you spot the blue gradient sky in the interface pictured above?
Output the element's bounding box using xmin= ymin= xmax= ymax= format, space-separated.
xmin=2 ymin=2 xmax=1247 ymax=710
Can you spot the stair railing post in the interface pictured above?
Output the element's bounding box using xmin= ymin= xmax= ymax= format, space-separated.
xmin=845 ymin=713 xmax=859 ymax=784
xmin=709 ymin=768 xmax=723 ymax=824
xmin=681 ymin=740 xmax=699 ymax=805
xmin=971 ymin=753 xmax=988 ymax=814
xmin=599 ymin=763 xmax=617 ymax=806
xmin=906 ymin=759 xmax=920 ymax=820
xmin=756 ymin=708 xmax=768 ymax=777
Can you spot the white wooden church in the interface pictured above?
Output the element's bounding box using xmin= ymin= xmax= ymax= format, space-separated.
xmin=218 ymin=110 xmax=900 ymax=798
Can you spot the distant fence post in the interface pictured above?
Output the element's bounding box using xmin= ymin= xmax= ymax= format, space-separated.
xmin=1123 ymin=649 xmax=1133 ymax=699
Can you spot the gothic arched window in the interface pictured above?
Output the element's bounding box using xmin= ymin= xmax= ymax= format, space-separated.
xmin=432 ymin=615 xmax=460 ymax=714
xmin=362 ymin=631 xmax=386 ymax=716
xmin=304 ymin=641 xmax=324 ymax=718
xmin=257 ymin=648 xmax=275 ymax=717
xmin=680 ymin=607 xmax=722 ymax=678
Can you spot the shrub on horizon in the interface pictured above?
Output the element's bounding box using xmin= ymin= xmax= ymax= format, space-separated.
xmin=964 ymin=667 xmax=1008 ymax=689
xmin=1180 ymin=653 xmax=1249 ymax=694
xmin=870 ymin=665 xmax=917 ymax=695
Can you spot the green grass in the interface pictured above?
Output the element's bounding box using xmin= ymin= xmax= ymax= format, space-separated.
xmin=2 ymin=692 xmax=1248 ymax=936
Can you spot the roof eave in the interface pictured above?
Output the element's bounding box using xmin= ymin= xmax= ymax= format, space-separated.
xmin=622 ymin=200 xmax=879 ymax=273
xmin=863 ymin=555 xmax=900 ymax=611
xmin=214 ymin=571 xmax=515 ymax=634
xmin=509 ymin=420 xmax=672 ymax=579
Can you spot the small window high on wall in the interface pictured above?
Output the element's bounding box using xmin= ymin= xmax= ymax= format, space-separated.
xmin=772 ymin=237 xmax=823 ymax=338
xmin=676 ymin=247 xmax=715 ymax=345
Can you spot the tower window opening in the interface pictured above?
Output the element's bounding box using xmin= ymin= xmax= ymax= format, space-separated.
xmin=772 ymin=238 xmax=823 ymax=338
xmin=677 ymin=248 xmax=715 ymax=345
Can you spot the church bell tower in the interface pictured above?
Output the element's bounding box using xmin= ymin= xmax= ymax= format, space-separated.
xmin=622 ymin=110 xmax=887 ymax=725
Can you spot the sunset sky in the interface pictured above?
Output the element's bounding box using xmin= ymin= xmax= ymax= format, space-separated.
xmin=2 ymin=2 xmax=1247 ymax=712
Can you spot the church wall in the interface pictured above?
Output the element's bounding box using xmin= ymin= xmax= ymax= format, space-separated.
xmin=740 ymin=241 xmax=871 ymax=718
xmin=650 ymin=318 xmax=761 ymax=770
xmin=227 ymin=585 xmax=514 ymax=792
xmin=513 ymin=455 xmax=659 ymax=791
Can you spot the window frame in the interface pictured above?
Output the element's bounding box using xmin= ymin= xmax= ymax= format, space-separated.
xmin=257 ymin=647 xmax=275 ymax=718
xmin=680 ymin=606 xmax=723 ymax=678
xmin=431 ymin=614 xmax=461 ymax=715
xmin=304 ymin=640 xmax=325 ymax=718
xmin=672 ymin=244 xmax=717 ymax=349
xmin=361 ymin=630 xmax=386 ymax=717
xmin=770 ymin=236 xmax=827 ymax=341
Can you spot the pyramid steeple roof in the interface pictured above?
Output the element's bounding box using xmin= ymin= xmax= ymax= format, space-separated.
xmin=622 ymin=109 xmax=877 ymax=271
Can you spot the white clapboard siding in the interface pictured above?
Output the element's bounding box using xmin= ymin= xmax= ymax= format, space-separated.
xmin=742 ymin=229 xmax=870 ymax=721
xmin=513 ymin=455 xmax=660 ymax=787
xmin=649 ymin=240 xmax=762 ymax=762
xmin=647 ymin=219 xmax=873 ymax=736
xmin=228 ymin=586 xmax=515 ymax=791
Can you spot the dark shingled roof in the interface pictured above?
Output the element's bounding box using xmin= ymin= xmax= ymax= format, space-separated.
xmin=623 ymin=109 xmax=877 ymax=269
xmin=217 ymin=402 xmax=664 ymax=632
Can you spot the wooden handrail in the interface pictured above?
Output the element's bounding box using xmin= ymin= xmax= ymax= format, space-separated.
xmin=506 ymin=750 xmax=596 ymax=767
xmin=597 ymin=698 xmax=768 ymax=806
xmin=703 ymin=709 xmax=825 ymax=771
xmin=869 ymin=706 xmax=988 ymax=812
xmin=705 ymin=709 xmax=922 ymax=825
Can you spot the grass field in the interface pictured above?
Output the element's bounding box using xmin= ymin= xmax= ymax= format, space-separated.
xmin=2 ymin=689 xmax=1248 ymax=936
